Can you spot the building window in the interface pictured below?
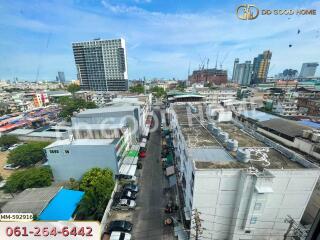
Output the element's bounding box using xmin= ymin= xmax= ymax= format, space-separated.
xmin=250 ymin=217 xmax=257 ymax=224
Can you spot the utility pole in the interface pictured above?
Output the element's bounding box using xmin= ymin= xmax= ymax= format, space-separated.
xmin=192 ymin=209 xmax=204 ymax=240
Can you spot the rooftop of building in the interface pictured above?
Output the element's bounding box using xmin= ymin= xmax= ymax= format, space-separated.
xmin=75 ymin=105 xmax=138 ymax=116
xmin=38 ymin=189 xmax=84 ymax=221
xmin=172 ymin=104 xmax=306 ymax=170
xmin=45 ymin=138 xmax=117 ymax=149
xmin=173 ymin=104 xmax=221 ymax=148
xmin=1 ymin=187 xmax=61 ymax=215
xmin=217 ymin=122 xmax=304 ymax=169
xmin=240 ymin=110 xmax=279 ymax=122
xmin=258 ymin=118 xmax=312 ymax=138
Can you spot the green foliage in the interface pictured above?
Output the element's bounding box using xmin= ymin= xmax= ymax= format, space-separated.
xmin=0 ymin=174 xmax=3 ymax=182
xmin=0 ymin=135 xmax=19 ymax=147
xmin=129 ymin=84 xmax=145 ymax=94
xmin=7 ymin=142 xmax=50 ymax=167
xmin=5 ymin=167 xmax=53 ymax=193
xmin=67 ymin=83 xmax=80 ymax=94
xmin=151 ymin=86 xmax=166 ymax=98
xmin=77 ymin=168 xmax=115 ymax=220
xmin=58 ymin=97 xmax=97 ymax=121
xmin=67 ymin=178 xmax=80 ymax=190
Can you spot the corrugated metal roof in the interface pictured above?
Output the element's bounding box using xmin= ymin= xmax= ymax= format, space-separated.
xmin=45 ymin=138 xmax=116 ymax=149
xmin=259 ymin=118 xmax=312 ymax=137
xmin=7 ymin=129 xmax=35 ymax=135
xmin=241 ymin=110 xmax=278 ymax=122
xmin=2 ymin=187 xmax=61 ymax=215
xmin=76 ymin=106 xmax=138 ymax=116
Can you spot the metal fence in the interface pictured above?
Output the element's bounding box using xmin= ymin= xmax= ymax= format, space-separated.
xmin=100 ymin=181 xmax=119 ymax=237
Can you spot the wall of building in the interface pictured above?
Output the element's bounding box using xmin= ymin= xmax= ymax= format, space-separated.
xmin=45 ymin=143 xmax=118 ymax=181
xmin=190 ymin=169 xmax=319 ymax=240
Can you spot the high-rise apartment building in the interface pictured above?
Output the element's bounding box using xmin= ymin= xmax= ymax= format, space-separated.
xmin=72 ymin=38 xmax=128 ymax=91
xmin=299 ymin=62 xmax=319 ymax=78
xmin=232 ymin=59 xmax=253 ymax=85
xmin=252 ymin=50 xmax=272 ymax=84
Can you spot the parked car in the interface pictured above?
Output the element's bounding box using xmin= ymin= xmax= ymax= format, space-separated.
xmin=121 ymin=190 xmax=136 ymax=200
xmin=8 ymin=143 xmax=23 ymax=151
xmin=116 ymin=174 xmax=137 ymax=182
xmin=110 ymin=232 xmax=131 ymax=240
xmin=0 ymin=146 xmax=8 ymax=152
xmin=139 ymin=151 xmax=146 ymax=158
xmin=3 ymin=164 xmax=20 ymax=170
xmin=114 ymin=199 xmax=136 ymax=210
xmin=123 ymin=183 xmax=139 ymax=193
xmin=107 ymin=221 xmax=133 ymax=234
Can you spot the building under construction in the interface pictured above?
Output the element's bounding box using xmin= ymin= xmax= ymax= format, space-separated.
xmin=188 ymin=68 xmax=228 ymax=85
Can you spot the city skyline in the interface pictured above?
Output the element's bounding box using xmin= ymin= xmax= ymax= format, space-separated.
xmin=0 ymin=0 xmax=320 ymax=81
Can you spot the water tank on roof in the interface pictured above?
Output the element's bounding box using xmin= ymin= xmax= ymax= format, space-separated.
xmin=218 ymin=132 xmax=229 ymax=143
xmin=236 ymin=148 xmax=250 ymax=163
xmin=207 ymin=122 xmax=215 ymax=131
xmin=226 ymin=139 xmax=238 ymax=151
xmin=212 ymin=127 xmax=221 ymax=136
xmin=311 ymin=133 xmax=320 ymax=143
xmin=191 ymin=106 xmax=198 ymax=113
xmin=302 ymin=130 xmax=312 ymax=139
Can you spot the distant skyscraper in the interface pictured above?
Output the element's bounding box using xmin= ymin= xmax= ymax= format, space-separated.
xmin=72 ymin=38 xmax=128 ymax=91
xmin=232 ymin=58 xmax=239 ymax=82
xmin=232 ymin=60 xmax=253 ymax=85
xmin=57 ymin=71 xmax=66 ymax=83
xmin=251 ymin=50 xmax=272 ymax=84
xmin=299 ymin=62 xmax=319 ymax=78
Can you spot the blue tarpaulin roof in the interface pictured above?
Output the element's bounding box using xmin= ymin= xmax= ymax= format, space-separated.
xmin=39 ymin=189 xmax=84 ymax=221
xmin=298 ymin=120 xmax=320 ymax=129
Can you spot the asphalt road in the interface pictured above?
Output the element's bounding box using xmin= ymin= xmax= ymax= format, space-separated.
xmin=132 ymin=110 xmax=174 ymax=240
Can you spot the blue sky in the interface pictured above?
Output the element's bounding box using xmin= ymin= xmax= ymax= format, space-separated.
xmin=0 ymin=0 xmax=319 ymax=81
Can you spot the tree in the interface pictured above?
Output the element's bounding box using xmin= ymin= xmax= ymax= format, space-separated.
xmin=5 ymin=167 xmax=53 ymax=193
xmin=0 ymin=135 xmax=19 ymax=147
xmin=77 ymin=168 xmax=115 ymax=220
xmin=58 ymin=97 xmax=97 ymax=121
xmin=67 ymin=83 xmax=80 ymax=94
xmin=7 ymin=142 xmax=50 ymax=167
xmin=129 ymin=84 xmax=145 ymax=94
xmin=150 ymin=86 xmax=166 ymax=98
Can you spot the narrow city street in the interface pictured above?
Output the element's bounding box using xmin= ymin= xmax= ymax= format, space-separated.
xmin=132 ymin=109 xmax=174 ymax=240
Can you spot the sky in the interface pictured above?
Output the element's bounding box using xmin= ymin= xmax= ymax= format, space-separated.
xmin=0 ymin=0 xmax=320 ymax=81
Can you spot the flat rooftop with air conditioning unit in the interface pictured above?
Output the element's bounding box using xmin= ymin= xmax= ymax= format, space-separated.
xmin=169 ymin=103 xmax=320 ymax=240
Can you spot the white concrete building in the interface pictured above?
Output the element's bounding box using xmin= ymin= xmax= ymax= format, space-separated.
xmin=190 ymin=87 xmax=237 ymax=104
xmin=45 ymin=139 xmax=119 ymax=181
xmin=169 ymin=103 xmax=320 ymax=240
